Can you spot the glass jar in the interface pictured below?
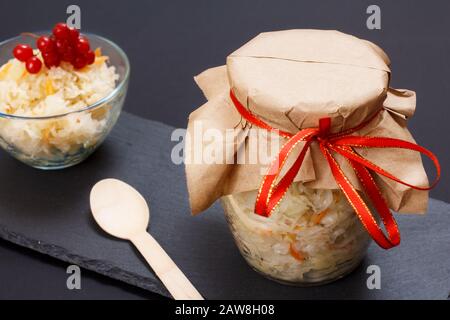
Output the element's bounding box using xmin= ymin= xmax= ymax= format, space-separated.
xmin=221 ymin=182 xmax=371 ymax=285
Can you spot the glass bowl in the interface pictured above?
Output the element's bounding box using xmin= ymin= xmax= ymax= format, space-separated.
xmin=0 ymin=32 xmax=130 ymax=170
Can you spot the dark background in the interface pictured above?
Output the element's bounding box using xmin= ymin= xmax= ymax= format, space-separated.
xmin=0 ymin=0 xmax=448 ymax=299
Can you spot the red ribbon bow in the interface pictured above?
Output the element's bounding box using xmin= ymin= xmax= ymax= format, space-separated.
xmin=230 ymin=90 xmax=440 ymax=249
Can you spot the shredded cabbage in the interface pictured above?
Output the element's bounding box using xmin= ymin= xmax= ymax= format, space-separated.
xmin=221 ymin=182 xmax=371 ymax=284
xmin=0 ymin=53 xmax=118 ymax=159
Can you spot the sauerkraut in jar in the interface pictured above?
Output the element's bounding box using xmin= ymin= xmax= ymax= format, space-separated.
xmin=221 ymin=182 xmax=371 ymax=285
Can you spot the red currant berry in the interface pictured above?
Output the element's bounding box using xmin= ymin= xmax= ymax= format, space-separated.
xmin=52 ymin=22 xmax=70 ymax=39
xmin=37 ymin=36 xmax=55 ymax=53
xmin=43 ymin=52 xmax=60 ymax=68
xmin=68 ymin=28 xmax=80 ymax=44
xmin=61 ymin=47 xmax=76 ymax=62
xmin=73 ymin=55 xmax=87 ymax=69
xmin=84 ymin=50 xmax=96 ymax=65
xmin=25 ymin=56 xmax=42 ymax=74
xmin=55 ymin=38 xmax=70 ymax=55
xmin=13 ymin=44 xmax=34 ymax=62
xmin=76 ymin=37 xmax=90 ymax=54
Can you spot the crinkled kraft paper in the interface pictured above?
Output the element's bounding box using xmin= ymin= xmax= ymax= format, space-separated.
xmin=185 ymin=29 xmax=428 ymax=215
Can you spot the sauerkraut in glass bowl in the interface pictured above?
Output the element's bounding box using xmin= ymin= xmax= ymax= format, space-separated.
xmin=0 ymin=33 xmax=129 ymax=169
xmin=221 ymin=182 xmax=371 ymax=285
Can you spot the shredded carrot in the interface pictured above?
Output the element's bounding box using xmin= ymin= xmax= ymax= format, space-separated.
xmin=311 ymin=208 xmax=329 ymax=225
xmin=19 ymin=68 xmax=28 ymax=79
xmin=94 ymin=56 xmax=109 ymax=65
xmin=44 ymin=79 xmax=55 ymax=96
xmin=90 ymin=106 xmax=108 ymax=120
xmin=289 ymin=243 xmax=305 ymax=262
xmin=286 ymin=233 xmax=296 ymax=242
xmin=4 ymin=105 xmax=12 ymax=114
xmin=94 ymin=47 xmax=102 ymax=57
xmin=42 ymin=127 xmax=51 ymax=144
xmin=0 ymin=62 xmax=12 ymax=80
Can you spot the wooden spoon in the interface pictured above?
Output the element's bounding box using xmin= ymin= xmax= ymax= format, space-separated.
xmin=90 ymin=178 xmax=203 ymax=300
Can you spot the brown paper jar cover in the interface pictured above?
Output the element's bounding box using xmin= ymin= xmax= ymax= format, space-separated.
xmin=185 ymin=29 xmax=428 ymax=215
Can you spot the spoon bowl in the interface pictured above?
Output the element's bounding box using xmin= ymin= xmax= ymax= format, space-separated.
xmin=90 ymin=179 xmax=149 ymax=239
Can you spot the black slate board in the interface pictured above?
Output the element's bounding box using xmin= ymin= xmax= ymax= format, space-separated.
xmin=0 ymin=112 xmax=449 ymax=300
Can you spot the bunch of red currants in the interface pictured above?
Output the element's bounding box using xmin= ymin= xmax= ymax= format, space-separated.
xmin=13 ymin=23 xmax=95 ymax=74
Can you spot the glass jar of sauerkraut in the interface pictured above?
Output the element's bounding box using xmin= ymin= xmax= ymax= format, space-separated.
xmin=221 ymin=182 xmax=371 ymax=285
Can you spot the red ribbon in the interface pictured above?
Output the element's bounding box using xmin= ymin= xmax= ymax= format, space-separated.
xmin=230 ymin=90 xmax=440 ymax=249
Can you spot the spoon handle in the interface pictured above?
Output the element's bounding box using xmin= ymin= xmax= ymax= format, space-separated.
xmin=131 ymin=232 xmax=204 ymax=300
